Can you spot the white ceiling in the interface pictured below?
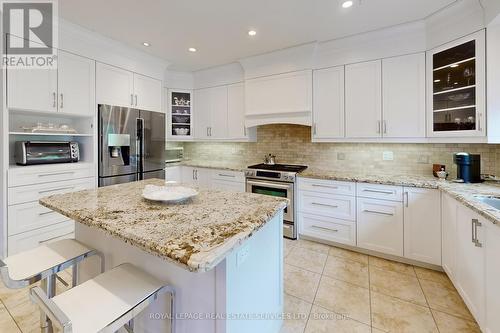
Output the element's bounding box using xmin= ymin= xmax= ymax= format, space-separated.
xmin=59 ymin=0 xmax=457 ymax=71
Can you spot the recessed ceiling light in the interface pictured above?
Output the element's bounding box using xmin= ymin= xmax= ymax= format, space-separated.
xmin=188 ymin=47 xmax=197 ymax=52
xmin=342 ymin=0 xmax=353 ymax=8
xmin=248 ymin=30 xmax=257 ymax=36
xmin=434 ymin=79 xmax=441 ymax=83
xmin=142 ymin=42 xmax=150 ymax=47
xmin=450 ymin=64 xmax=459 ymax=68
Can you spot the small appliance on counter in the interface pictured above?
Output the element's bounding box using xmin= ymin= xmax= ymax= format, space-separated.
xmin=453 ymin=152 xmax=482 ymax=183
xmin=15 ymin=141 xmax=80 ymax=166
xmin=165 ymin=146 xmax=184 ymax=164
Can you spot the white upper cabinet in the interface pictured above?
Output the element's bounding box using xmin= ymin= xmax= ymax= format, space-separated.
xmin=96 ymin=63 xmax=134 ymax=107
xmin=57 ymin=51 xmax=95 ymax=116
xmin=194 ymin=88 xmax=212 ymax=140
xmin=209 ymin=86 xmax=228 ymax=139
xmin=227 ymin=83 xmax=248 ymax=139
xmin=312 ymin=66 xmax=345 ymax=139
xmin=403 ymin=187 xmax=441 ymax=265
xmin=245 ymin=70 xmax=312 ymax=127
xmin=133 ymin=73 xmax=163 ymax=112
xmin=345 ymin=60 xmax=382 ymax=138
xmin=96 ymin=62 xmax=162 ymax=112
xmin=427 ymin=30 xmax=486 ymax=137
xmin=382 ymin=53 xmax=426 ymax=138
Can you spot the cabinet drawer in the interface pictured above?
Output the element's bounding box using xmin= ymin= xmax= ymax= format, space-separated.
xmin=9 ymin=163 xmax=95 ymax=187
xmin=357 ymin=183 xmax=403 ymax=201
xmin=299 ymin=213 xmax=356 ymax=246
xmin=299 ymin=191 xmax=355 ymax=221
xmin=8 ymin=202 xmax=70 ymax=236
xmin=298 ymin=177 xmax=355 ymax=196
xmin=8 ymin=221 xmax=75 ymax=256
xmin=8 ymin=177 xmax=95 ymax=205
xmin=211 ymin=169 xmax=245 ymax=182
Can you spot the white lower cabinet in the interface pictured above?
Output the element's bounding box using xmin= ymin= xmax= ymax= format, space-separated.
xmin=485 ymin=220 xmax=500 ymax=333
xmin=357 ymin=197 xmax=404 ymax=256
xmin=181 ymin=167 xmax=211 ymax=188
xmin=403 ymin=187 xmax=441 ymax=265
xmin=212 ymin=180 xmax=245 ymax=192
xmin=442 ymin=193 xmax=458 ymax=279
xmin=455 ymin=204 xmax=486 ymax=327
xmin=299 ymin=213 xmax=356 ymax=246
xmin=165 ymin=166 xmax=182 ymax=182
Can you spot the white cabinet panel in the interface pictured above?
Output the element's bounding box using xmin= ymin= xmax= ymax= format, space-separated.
xmin=299 ymin=191 xmax=355 ymax=221
xmin=181 ymin=167 xmax=211 ymax=188
xmin=356 ymin=183 xmax=403 ymax=202
xmin=194 ymin=88 xmax=211 ymax=139
xmin=485 ymin=220 xmax=500 ymax=333
xmin=211 ymin=170 xmax=245 ymax=183
xmin=357 ymin=197 xmax=403 ymax=256
xmin=58 ymin=50 xmax=95 ymax=116
xmin=456 ymin=205 xmax=485 ymax=326
xmin=227 ymin=83 xmax=247 ymax=139
xmin=313 ymin=66 xmax=345 ymax=139
xmin=8 ymin=163 xmax=95 ymax=187
xmin=7 ymin=38 xmax=57 ymax=112
xmin=8 ymin=202 xmax=69 ymax=236
xmin=210 ymin=86 xmax=228 ymax=139
xmin=345 ymin=60 xmax=382 ymax=138
xmin=442 ymin=193 xmax=458 ymax=279
xmin=299 ymin=213 xmax=356 ymax=246
xmin=298 ymin=178 xmax=355 ymax=196
xmin=134 ymin=73 xmax=162 ymax=112
xmin=382 ymin=53 xmax=425 ymax=138
xmin=403 ymin=188 xmax=441 ymax=265
xmin=96 ymin=62 xmax=134 ymax=107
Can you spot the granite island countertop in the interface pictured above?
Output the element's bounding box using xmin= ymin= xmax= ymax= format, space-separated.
xmin=39 ymin=179 xmax=288 ymax=272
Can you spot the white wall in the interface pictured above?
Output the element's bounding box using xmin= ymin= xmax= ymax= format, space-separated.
xmin=193 ymin=63 xmax=244 ymax=89
xmin=164 ymin=70 xmax=194 ymax=89
xmin=487 ymin=21 xmax=500 ymax=143
xmin=481 ymin=0 xmax=500 ymax=25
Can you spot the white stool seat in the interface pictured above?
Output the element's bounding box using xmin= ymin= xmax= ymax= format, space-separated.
xmin=3 ymin=239 xmax=92 ymax=282
xmin=51 ymin=263 xmax=164 ymax=333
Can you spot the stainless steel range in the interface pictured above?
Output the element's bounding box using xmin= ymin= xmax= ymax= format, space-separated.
xmin=245 ymin=163 xmax=308 ymax=239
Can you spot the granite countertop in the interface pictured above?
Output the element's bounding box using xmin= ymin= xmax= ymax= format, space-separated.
xmin=165 ymin=160 xmax=249 ymax=172
xmin=39 ymin=179 xmax=288 ymax=272
xmin=300 ymin=169 xmax=500 ymax=226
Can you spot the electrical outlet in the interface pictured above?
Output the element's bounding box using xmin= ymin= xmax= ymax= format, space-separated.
xmin=236 ymin=245 xmax=250 ymax=267
xmin=382 ymin=151 xmax=394 ymax=161
xmin=337 ymin=152 xmax=346 ymax=160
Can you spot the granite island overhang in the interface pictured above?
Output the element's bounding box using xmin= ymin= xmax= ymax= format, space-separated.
xmin=39 ymin=178 xmax=288 ymax=333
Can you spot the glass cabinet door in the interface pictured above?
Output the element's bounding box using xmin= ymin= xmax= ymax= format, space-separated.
xmin=428 ymin=30 xmax=485 ymax=137
xmin=168 ymin=90 xmax=193 ymax=140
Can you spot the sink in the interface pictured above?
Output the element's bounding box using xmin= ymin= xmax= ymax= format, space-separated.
xmin=474 ymin=195 xmax=500 ymax=210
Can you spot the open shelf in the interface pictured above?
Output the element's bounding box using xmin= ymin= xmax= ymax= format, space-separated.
xmin=9 ymin=132 xmax=93 ymax=137
xmin=433 ymin=105 xmax=476 ymax=113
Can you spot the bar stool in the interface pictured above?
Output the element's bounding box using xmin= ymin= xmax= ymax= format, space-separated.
xmin=0 ymin=239 xmax=104 ymax=332
xmin=30 ymin=263 xmax=175 ymax=333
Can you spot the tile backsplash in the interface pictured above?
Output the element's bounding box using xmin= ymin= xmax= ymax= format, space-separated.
xmin=179 ymin=124 xmax=500 ymax=176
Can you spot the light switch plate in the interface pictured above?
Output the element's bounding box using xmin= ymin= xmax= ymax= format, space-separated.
xmin=337 ymin=152 xmax=346 ymax=160
xmin=383 ymin=151 xmax=394 ymax=161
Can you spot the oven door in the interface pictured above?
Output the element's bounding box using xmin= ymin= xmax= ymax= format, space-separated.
xmin=246 ymin=179 xmax=294 ymax=223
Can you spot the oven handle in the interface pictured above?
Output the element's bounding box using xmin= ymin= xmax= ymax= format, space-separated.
xmin=246 ymin=180 xmax=293 ymax=190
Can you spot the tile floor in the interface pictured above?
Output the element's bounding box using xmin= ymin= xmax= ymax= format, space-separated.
xmin=282 ymin=239 xmax=481 ymax=333
xmin=0 ymin=240 xmax=481 ymax=333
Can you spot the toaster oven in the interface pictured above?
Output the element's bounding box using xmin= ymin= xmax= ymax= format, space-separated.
xmin=15 ymin=141 xmax=80 ymax=166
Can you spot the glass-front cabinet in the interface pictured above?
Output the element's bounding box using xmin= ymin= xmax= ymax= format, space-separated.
xmin=427 ymin=30 xmax=485 ymax=137
xmin=167 ymin=89 xmax=193 ymax=140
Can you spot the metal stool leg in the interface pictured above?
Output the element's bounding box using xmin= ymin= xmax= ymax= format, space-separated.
xmin=39 ymin=275 xmax=56 ymax=333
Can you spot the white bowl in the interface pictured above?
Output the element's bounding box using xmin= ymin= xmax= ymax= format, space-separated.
xmin=142 ymin=185 xmax=198 ymax=203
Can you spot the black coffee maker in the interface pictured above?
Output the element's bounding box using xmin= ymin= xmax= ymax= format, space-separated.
xmin=453 ymin=153 xmax=482 ymax=183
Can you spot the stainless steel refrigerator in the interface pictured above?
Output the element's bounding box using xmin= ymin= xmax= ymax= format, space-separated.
xmin=98 ymin=104 xmax=166 ymax=187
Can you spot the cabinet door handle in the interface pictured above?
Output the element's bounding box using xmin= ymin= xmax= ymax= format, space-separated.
xmin=131 ymin=94 xmax=134 ymax=106
xmin=383 ymin=120 xmax=387 ymax=134
xmin=195 ymin=170 xmax=198 ymax=180
xmin=38 ymin=186 xmax=75 ymax=194
xmin=311 ymin=225 xmax=339 ymax=233
xmin=207 ymin=127 xmax=209 ymax=137
xmin=312 ymin=184 xmax=338 ymax=189
xmin=362 ymin=189 xmax=394 ymax=195
xmin=377 ymin=120 xmax=381 ymax=134
xmin=135 ymin=94 xmax=138 ymax=106
xmin=60 ymin=93 xmax=64 ymax=108
xmin=471 ymin=219 xmax=477 ymax=244
xmin=39 ymin=211 xmax=56 ymax=216
xmin=312 ymin=202 xmax=339 ymax=208
xmin=218 ymin=173 xmax=235 ymax=178
xmin=363 ymin=209 xmax=394 ymax=216
xmin=52 ymin=92 xmax=57 ymax=108
xmin=404 ymin=191 xmax=409 ymax=207
xmin=38 ymin=171 xmax=75 ymax=177
xmin=209 ymin=127 xmax=212 ymax=136
xmin=473 ymin=219 xmax=483 ymax=247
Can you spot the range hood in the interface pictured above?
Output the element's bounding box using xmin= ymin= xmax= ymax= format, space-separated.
xmin=244 ymin=69 xmax=312 ymax=127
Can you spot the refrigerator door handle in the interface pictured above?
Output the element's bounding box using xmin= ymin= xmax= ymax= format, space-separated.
xmin=136 ymin=118 xmax=145 ymax=180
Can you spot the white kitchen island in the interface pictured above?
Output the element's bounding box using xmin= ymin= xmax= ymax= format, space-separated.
xmin=40 ymin=179 xmax=287 ymax=333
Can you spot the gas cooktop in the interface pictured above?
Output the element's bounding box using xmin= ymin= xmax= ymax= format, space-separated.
xmin=247 ymin=163 xmax=308 ymax=173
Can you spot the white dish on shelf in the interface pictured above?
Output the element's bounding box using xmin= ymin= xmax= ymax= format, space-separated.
xmin=142 ymin=184 xmax=198 ymax=203
xmin=20 ymin=126 xmax=78 ymax=134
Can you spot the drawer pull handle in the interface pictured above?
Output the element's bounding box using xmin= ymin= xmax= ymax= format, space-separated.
xmin=312 ymin=225 xmax=339 ymax=232
xmin=38 ymin=186 xmax=75 ymax=194
xmin=363 ymin=209 xmax=394 ymax=216
xmin=312 ymin=202 xmax=339 ymax=208
xmin=362 ymin=189 xmax=394 ymax=195
xmin=39 ymin=211 xmax=56 ymax=216
xmin=312 ymin=184 xmax=339 ymax=189
xmin=218 ymin=174 xmax=235 ymax=178
xmin=38 ymin=231 xmax=73 ymax=244
xmin=38 ymin=172 xmax=75 ymax=177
